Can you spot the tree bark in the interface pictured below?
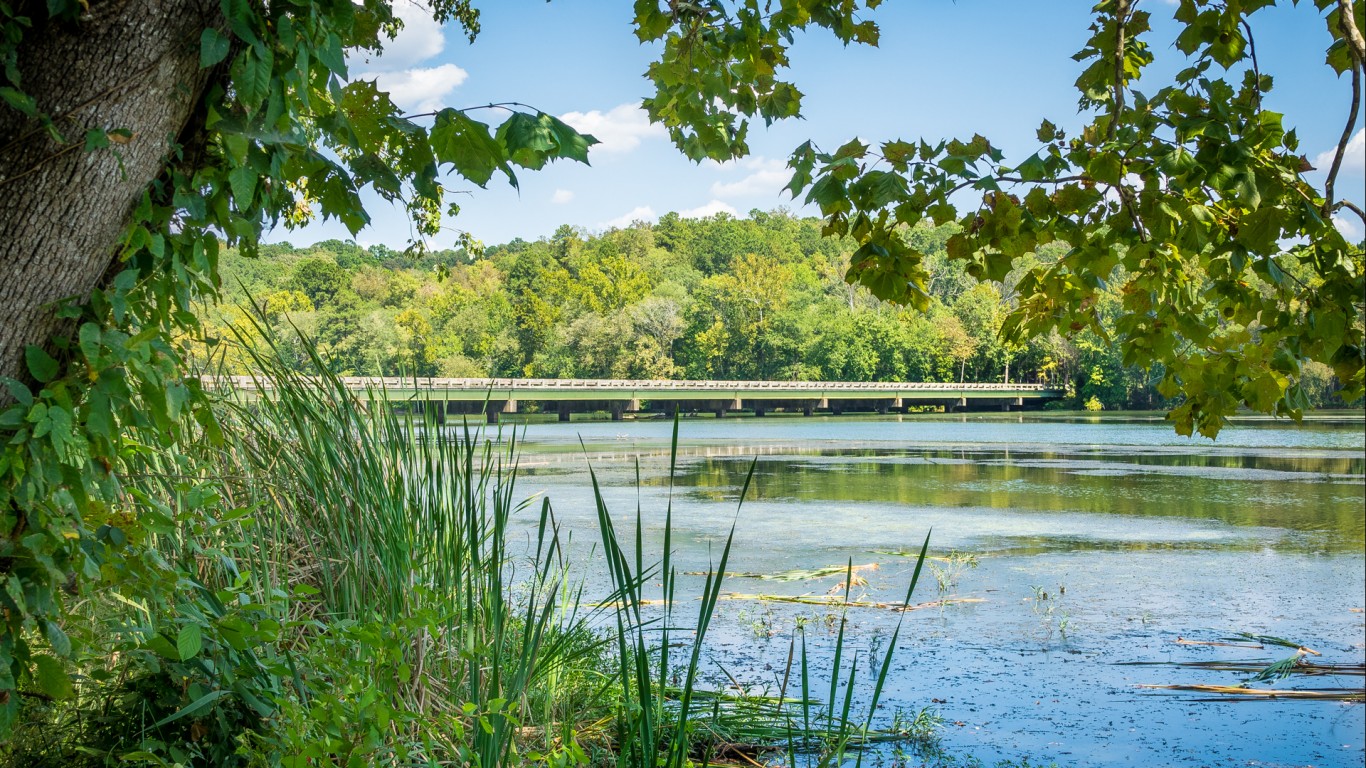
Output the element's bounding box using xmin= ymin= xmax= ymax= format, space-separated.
xmin=0 ymin=0 xmax=220 ymax=398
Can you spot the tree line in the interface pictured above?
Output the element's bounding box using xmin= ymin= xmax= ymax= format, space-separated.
xmin=202 ymin=210 xmax=1349 ymax=411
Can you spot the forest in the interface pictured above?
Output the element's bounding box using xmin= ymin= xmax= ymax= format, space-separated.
xmin=205 ymin=211 xmax=1348 ymax=412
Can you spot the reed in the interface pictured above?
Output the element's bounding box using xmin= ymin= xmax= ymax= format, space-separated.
xmin=112 ymin=322 xmax=937 ymax=765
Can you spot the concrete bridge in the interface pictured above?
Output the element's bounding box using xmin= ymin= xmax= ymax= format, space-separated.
xmin=215 ymin=376 xmax=1066 ymax=422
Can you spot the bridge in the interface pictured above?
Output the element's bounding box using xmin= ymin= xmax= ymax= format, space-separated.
xmin=215 ymin=376 xmax=1066 ymax=422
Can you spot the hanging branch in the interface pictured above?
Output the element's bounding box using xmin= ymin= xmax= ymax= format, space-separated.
xmin=1338 ymin=0 xmax=1366 ymax=65
xmin=1108 ymin=0 xmax=1131 ymax=142
xmin=1323 ymin=63 xmax=1361 ymax=216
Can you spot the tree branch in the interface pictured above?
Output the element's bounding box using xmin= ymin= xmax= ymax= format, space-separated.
xmin=1338 ymin=0 xmax=1366 ymax=66
xmin=1337 ymin=198 xmax=1366 ymax=222
xmin=1240 ymin=18 xmax=1263 ymax=112
xmin=1109 ymin=0 xmax=1131 ymax=142
xmin=1322 ymin=63 xmax=1361 ymax=215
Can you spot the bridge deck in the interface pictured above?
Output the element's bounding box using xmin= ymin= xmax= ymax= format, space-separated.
xmin=213 ymin=376 xmax=1064 ymax=402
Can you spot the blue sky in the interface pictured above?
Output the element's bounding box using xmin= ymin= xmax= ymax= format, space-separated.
xmin=273 ymin=0 xmax=1365 ymax=249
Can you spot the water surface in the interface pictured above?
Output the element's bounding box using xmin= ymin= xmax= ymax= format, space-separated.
xmin=498 ymin=412 xmax=1366 ymax=766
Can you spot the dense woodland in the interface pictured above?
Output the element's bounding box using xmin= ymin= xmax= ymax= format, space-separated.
xmin=205 ymin=211 xmax=1347 ymax=411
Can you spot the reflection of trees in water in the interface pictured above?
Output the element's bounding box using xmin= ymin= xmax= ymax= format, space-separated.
xmin=658 ymin=450 xmax=1364 ymax=552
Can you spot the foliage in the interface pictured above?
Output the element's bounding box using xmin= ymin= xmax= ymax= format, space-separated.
xmin=766 ymin=0 xmax=1366 ymax=437
xmin=1 ymin=0 xmax=1363 ymax=752
xmin=0 ymin=0 xmax=601 ymax=718
xmin=199 ymin=213 xmax=1364 ymax=414
xmin=1 ymin=335 xmax=931 ymax=766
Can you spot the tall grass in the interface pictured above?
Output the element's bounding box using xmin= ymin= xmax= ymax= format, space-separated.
xmin=92 ymin=326 xmax=937 ymax=766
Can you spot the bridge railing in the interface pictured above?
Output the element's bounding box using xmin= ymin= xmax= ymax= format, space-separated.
xmin=206 ymin=375 xmax=1062 ymax=393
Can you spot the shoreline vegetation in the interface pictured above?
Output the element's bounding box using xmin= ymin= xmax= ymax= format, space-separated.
xmin=200 ymin=215 xmax=1358 ymax=414
xmin=2 ymin=334 xmax=946 ymax=767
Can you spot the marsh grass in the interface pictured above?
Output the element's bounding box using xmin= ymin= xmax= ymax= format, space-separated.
xmin=80 ymin=324 xmax=939 ymax=766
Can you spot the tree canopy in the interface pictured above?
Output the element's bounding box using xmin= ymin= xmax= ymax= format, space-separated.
xmin=0 ymin=0 xmax=1362 ymax=739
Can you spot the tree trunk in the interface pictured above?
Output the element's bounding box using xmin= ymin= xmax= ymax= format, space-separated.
xmin=0 ymin=0 xmax=220 ymax=399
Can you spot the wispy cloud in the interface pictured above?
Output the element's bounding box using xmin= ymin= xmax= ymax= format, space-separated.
xmin=600 ymin=205 xmax=657 ymax=229
xmin=709 ymin=156 xmax=791 ymax=199
xmin=551 ymin=189 xmax=575 ymax=204
xmin=678 ymin=200 xmax=738 ymax=218
xmin=1314 ymin=128 xmax=1364 ymax=173
xmin=348 ymin=0 xmax=468 ymax=114
xmin=559 ymin=103 xmax=665 ymax=154
xmin=1334 ymin=213 xmax=1363 ymax=241
xmin=367 ymin=63 xmax=469 ymax=113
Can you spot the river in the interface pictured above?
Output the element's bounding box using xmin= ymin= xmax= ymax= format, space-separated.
xmin=495 ymin=411 xmax=1366 ymax=766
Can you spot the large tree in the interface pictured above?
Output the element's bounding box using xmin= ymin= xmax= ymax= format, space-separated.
xmin=0 ymin=0 xmax=1361 ymax=725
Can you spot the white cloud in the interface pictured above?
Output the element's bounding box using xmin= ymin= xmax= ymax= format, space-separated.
xmin=709 ymin=156 xmax=791 ymax=199
xmin=551 ymin=189 xmax=575 ymax=204
xmin=367 ymin=63 xmax=468 ymax=113
xmin=1334 ymin=213 xmax=1363 ymax=241
xmin=1314 ymin=129 xmax=1365 ymax=173
xmin=678 ymin=200 xmax=738 ymax=219
xmin=559 ymin=103 xmax=665 ymax=154
xmin=600 ymin=205 xmax=657 ymax=229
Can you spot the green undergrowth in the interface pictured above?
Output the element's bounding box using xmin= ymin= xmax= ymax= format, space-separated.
xmin=2 ymin=330 xmax=936 ymax=767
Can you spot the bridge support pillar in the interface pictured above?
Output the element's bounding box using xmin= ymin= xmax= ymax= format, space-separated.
xmin=558 ymin=403 xmax=572 ymax=422
xmin=876 ymin=401 xmax=890 ymax=415
xmin=803 ymin=404 xmax=814 ymax=416
xmin=610 ymin=403 xmax=625 ymax=421
xmin=628 ymin=398 xmax=642 ymax=413
xmin=715 ymin=407 xmax=728 ymax=418
xmin=753 ymin=405 xmax=767 ymax=417
xmin=892 ymin=396 xmax=903 ymax=410
xmin=487 ymin=399 xmax=517 ymax=424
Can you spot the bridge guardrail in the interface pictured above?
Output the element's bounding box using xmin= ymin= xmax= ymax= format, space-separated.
xmin=206 ymin=375 xmax=1063 ymax=394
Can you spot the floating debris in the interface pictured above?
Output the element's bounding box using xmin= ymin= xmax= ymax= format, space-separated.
xmin=684 ymin=563 xmax=880 ymax=582
xmin=1176 ymin=637 xmax=1264 ymax=649
xmin=719 ymin=594 xmax=985 ymax=611
xmin=1136 ymin=684 xmax=1364 ymax=702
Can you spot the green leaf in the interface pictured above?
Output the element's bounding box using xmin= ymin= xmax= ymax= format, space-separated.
xmin=2 ymin=378 xmax=33 ymax=407
xmin=317 ymin=32 xmax=346 ymax=76
xmin=228 ymin=165 xmax=257 ymax=207
xmin=497 ymin=112 xmax=556 ymax=170
xmin=545 ymin=114 xmax=598 ymax=164
xmin=1087 ymin=152 xmax=1123 ymax=185
xmin=152 ymin=689 xmax=231 ymax=728
xmin=44 ymin=621 xmax=71 ymax=658
xmin=83 ymin=129 xmax=110 ymax=152
xmin=634 ymin=0 xmax=671 ymax=40
xmin=24 ymin=346 xmax=59 ymax=383
xmin=233 ymin=49 xmax=273 ymax=112
xmin=177 ymin=624 xmax=203 ymax=660
xmin=200 ymin=28 xmax=231 ymax=68
xmin=145 ymin=634 xmax=180 ymax=660
xmin=1014 ymin=154 xmax=1049 ymax=182
xmin=431 ymin=110 xmax=512 ymax=187
xmin=33 ymin=655 xmax=73 ymax=700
